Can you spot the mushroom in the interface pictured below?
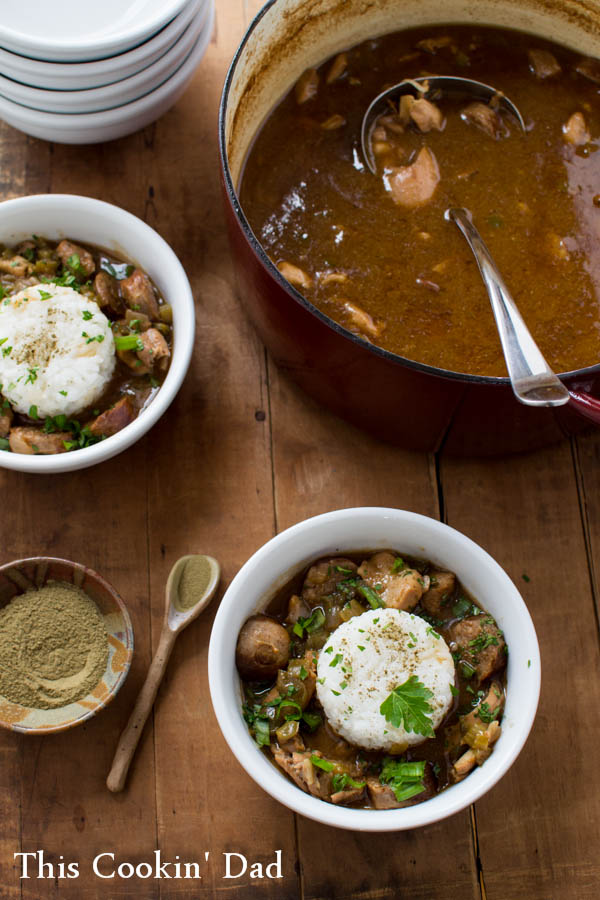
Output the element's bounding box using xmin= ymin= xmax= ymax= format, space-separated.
xmin=235 ymin=615 xmax=291 ymax=681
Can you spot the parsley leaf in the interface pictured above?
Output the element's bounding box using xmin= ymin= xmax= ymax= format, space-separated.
xmin=380 ymin=676 xmax=435 ymax=737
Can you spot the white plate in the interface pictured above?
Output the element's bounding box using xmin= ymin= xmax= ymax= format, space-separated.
xmin=0 ymin=0 xmax=192 ymax=62
xmin=0 ymin=4 xmax=209 ymax=114
xmin=0 ymin=0 xmax=214 ymax=144
xmin=0 ymin=0 xmax=202 ymax=90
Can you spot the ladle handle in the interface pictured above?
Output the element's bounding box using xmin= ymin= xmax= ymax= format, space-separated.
xmin=446 ymin=207 xmax=570 ymax=407
xmin=107 ymin=625 xmax=176 ymax=793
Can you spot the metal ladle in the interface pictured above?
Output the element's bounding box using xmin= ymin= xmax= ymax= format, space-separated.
xmin=360 ymin=75 xmax=526 ymax=174
xmin=360 ymin=76 xmax=570 ymax=408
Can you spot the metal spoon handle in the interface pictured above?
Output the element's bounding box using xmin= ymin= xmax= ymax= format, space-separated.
xmin=446 ymin=207 xmax=570 ymax=407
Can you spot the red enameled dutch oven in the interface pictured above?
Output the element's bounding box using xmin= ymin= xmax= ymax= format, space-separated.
xmin=219 ymin=0 xmax=600 ymax=455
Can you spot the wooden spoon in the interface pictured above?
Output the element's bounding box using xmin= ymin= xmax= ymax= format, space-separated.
xmin=106 ymin=554 xmax=220 ymax=793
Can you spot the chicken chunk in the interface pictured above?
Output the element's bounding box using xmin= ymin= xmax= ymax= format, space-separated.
xmin=302 ymin=558 xmax=358 ymax=605
xmin=448 ymin=615 xmax=506 ymax=682
xmin=452 ymin=685 xmax=504 ymax=780
xmin=136 ymin=328 xmax=170 ymax=371
xmin=331 ymin=786 xmax=366 ymax=806
xmin=421 ymin=570 xmax=456 ymax=616
xmin=358 ymin=551 xmax=429 ymax=611
xmin=271 ymin=746 xmax=327 ymax=798
xmin=409 ymin=97 xmax=445 ymax=133
xmin=0 ymin=406 xmax=13 ymax=438
xmin=286 ymin=593 xmax=311 ymax=625
xmin=366 ymin=765 xmax=436 ymax=809
xmin=341 ymin=300 xmax=382 ymax=338
xmin=574 ymin=57 xmax=600 ymax=84
xmin=120 ymin=268 xmax=159 ymax=319
xmin=8 ymin=427 xmax=70 ymax=455
xmin=563 ymin=111 xmax=590 ymax=146
xmin=460 ymin=102 xmax=503 ymax=139
xmin=0 ymin=256 xmax=33 ymax=277
xmin=57 ymin=240 xmax=95 ymax=277
xmin=387 ymin=147 xmax=440 ymax=208
xmin=88 ymin=397 xmax=136 ymax=438
xmin=326 ymin=53 xmax=347 ymax=84
xmin=528 ymin=48 xmax=561 ymax=78
xmin=94 ymin=270 xmax=124 ymax=316
xmin=277 ymin=261 xmax=312 ymax=290
xmin=295 ymin=68 xmax=319 ymax=104
xmin=416 ymin=36 xmax=453 ymax=53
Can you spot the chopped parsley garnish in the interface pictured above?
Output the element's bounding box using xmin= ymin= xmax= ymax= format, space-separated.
xmin=476 ymin=702 xmax=500 ymax=724
xmin=28 ymin=405 xmax=38 ymax=419
xmin=25 ymin=367 xmax=39 ymax=384
xmin=357 ymin=645 xmax=365 ymax=652
xmin=335 ymin=565 xmax=353 ymax=574
xmin=329 ymin=653 xmax=343 ymax=668
xmin=331 ymin=773 xmax=365 ymax=793
xmin=452 ymin=596 xmax=474 ymax=619
xmin=37 ymin=289 xmax=52 ymax=300
xmin=449 ymin=683 xmax=459 ymax=697
xmin=468 ymin=632 xmax=500 ymax=653
xmin=380 ymin=676 xmax=435 ymax=738
xmin=292 ymin=607 xmax=325 ymax=638
xmin=459 ymin=660 xmax=476 ymax=679
xmin=379 ymin=758 xmax=427 ymax=803
xmin=298 ymin=666 xmax=308 ymax=680
xmin=426 ymin=626 xmax=440 ymax=640
xmin=1 ymin=345 xmax=11 ymax=358
xmin=82 ymin=310 xmax=93 ymax=321
xmin=324 ymin=646 xmax=333 ymax=654
xmin=391 ymin=557 xmax=405 ymax=573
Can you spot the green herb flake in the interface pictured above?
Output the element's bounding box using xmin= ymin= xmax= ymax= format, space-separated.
xmin=380 ymin=676 xmax=435 ymax=737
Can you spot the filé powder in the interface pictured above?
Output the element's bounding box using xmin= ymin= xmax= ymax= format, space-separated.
xmin=0 ymin=581 xmax=108 ymax=709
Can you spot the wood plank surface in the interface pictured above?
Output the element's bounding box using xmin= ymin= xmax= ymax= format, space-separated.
xmin=0 ymin=0 xmax=599 ymax=897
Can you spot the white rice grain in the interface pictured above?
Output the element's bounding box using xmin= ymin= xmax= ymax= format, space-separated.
xmin=0 ymin=283 xmax=115 ymax=419
xmin=316 ymin=608 xmax=455 ymax=751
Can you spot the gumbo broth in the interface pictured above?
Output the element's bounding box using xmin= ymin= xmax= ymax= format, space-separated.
xmin=240 ymin=26 xmax=600 ymax=376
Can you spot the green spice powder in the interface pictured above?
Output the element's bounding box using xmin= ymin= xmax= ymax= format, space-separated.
xmin=0 ymin=581 xmax=109 ymax=710
xmin=175 ymin=556 xmax=212 ymax=612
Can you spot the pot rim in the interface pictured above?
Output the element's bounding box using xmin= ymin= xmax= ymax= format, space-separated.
xmin=219 ymin=0 xmax=600 ymax=387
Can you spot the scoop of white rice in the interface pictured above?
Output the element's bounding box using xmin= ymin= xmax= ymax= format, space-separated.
xmin=0 ymin=283 xmax=115 ymax=419
xmin=316 ymin=608 xmax=455 ymax=751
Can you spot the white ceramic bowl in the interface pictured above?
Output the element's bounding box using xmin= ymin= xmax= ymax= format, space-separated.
xmin=0 ymin=0 xmax=192 ymax=62
xmin=0 ymin=194 xmax=195 ymax=474
xmin=0 ymin=2 xmax=214 ymax=145
xmin=0 ymin=3 xmax=209 ymax=114
xmin=208 ymin=507 xmax=541 ymax=832
xmin=0 ymin=0 xmax=203 ymax=92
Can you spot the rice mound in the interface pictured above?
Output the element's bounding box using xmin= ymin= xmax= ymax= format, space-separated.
xmin=316 ymin=608 xmax=455 ymax=751
xmin=0 ymin=283 xmax=115 ymax=419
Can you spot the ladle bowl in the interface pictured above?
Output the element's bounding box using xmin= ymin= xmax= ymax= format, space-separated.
xmin=360 ymin=75 xmax=526 ymax=173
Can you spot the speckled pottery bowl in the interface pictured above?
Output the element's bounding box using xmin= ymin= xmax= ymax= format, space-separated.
xmin=0 ymin=557 xmax=134 ymax=734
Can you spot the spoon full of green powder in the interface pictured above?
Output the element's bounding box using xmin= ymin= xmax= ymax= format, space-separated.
xmin=106 ymin=554 xmax=220 ymax=793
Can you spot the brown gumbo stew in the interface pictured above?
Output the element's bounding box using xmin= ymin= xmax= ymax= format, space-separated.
xmin=240 ymin=26 xmax=600 ymax=376
xmin=236 ymin=551 xmax=508 ymax=809
xmin=0 ymin=236 xmax=172 ymax=455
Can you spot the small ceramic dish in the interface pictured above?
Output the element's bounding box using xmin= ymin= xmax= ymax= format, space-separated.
xmin=0 ymin=193 xmax=195 ymax=473
xmin=0 ymin=0 xmax=203 ymax=91
xmin=0 ymin=557 xmax=134 ymax=735
xmin=0 ymin=3 xmax=214 ymax=144
xmin=0 ymin=3 xmax=209 ymax=115
xmin=0 ymin=0 xmax=191 ymax=62
xmin=208 ymin=507 xmax=541 ymax=832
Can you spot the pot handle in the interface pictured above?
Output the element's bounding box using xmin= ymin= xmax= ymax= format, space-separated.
xmin=569 ymin=390 xmax=600 ymax=426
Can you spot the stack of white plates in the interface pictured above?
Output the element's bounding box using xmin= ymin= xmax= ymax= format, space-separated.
xmin=0 ymin=0 xmax=214 ymax=144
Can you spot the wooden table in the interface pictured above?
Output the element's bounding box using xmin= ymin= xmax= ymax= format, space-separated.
xmin=1 ymin=2 xmax=599 ymax=897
